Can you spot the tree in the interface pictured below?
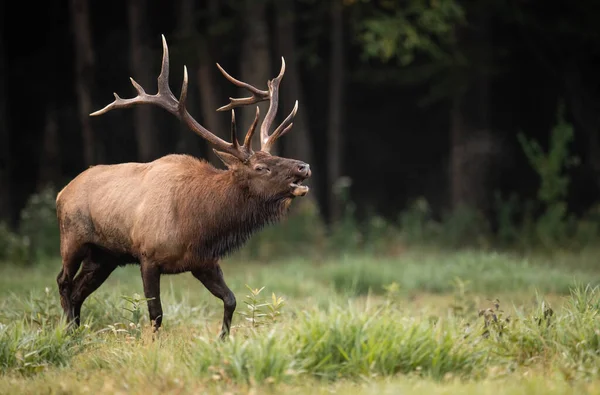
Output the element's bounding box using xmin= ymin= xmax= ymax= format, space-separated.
xmin=0 ymin=7 xmax=11 ymax=225
xmin=356 ymin=0 xmax=500 ymax=213
xmin=448 ymin=5 xmax=496 ymax=213
xmin=275 ymin=0 xmax=319 ymax=209
xmin=129 ymin=0 xmax=160 ymax=162
xmin=239 ymin=0 xmax=272 ymax=150
xmin=327 ymin=0 xmax=345 ymax=223
xmin=175 ymin=0 xmax=204 ymax=158
xmin=69 ymin=0 xmax=96 ymax=167
xmin=509 ymin=1 xmax=600 ymax=191
xmin=195 ymin=0 xmax=229 ymax=165
xmin=37 ymin=104 xmax=61 ymax=190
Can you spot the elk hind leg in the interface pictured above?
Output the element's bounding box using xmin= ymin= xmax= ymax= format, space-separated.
xmin=192 ymin=262 xmax=236 ymax=340
xmin=71 ymin=247 xmax=118 ymax=326
xmin=57 ymin=244 xmax=86 ymax=324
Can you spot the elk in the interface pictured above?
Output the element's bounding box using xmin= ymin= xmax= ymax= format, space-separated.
xmin=55 ymin=35 xmax=311 ymax=339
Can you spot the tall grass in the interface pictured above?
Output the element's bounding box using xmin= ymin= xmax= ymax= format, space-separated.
xmin=1 ymin=281 xmax=600 ymax=385
xmin=0 ymin=321 xmax=93 ymax=375
xmin=1 ymin=249 xmax=600 ymax=393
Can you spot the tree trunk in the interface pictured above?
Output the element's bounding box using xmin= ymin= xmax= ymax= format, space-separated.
xmin=198 ymin=47 xmax=229 ymax=164
xmin=69 ymin=0 xmax=96 ymax=167
xmin=240 ymin=0 xmax=271 ymax=151
xmin=563 ymin=61 xmax=600 ymax=190
xmin=129 ymin=0 xmax=159 ymax=162
xmin=275 ymin=0 xmax=314 ymax=167
xmin=197 ymin=0 xmax=228 ymax=165
xmin=450 ymin=91 xmax=467 ymax=209
xmin=275 ymin=0 xmax=320 ymax=211
xmin=177 ymin=0 xmax=229 ymax=164
xmin=0 ymin=15 xmax=11 ymax=225
xmin=449 ymin=7 xmax=493 ymax=214
xmin=327 ymin=0 xmax=345 ymax=223
xmin=37 ymin=104 xmax=61 ymax=190
xmin=449 ymin=93 xmax=495 ymax=212
xmin=175 ymin=0 xmax=201 ymax=157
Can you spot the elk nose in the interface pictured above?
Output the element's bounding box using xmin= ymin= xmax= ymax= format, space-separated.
xmin=297 ymin=163 xmax=310 ymax=176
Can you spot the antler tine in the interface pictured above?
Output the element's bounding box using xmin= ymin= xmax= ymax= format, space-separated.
xmin=90 ymin=35 xmax=249 ymax=161
xmin=216 ymin=64 xmax=270 ymax=112
xmin=262 ymin=100 xmax=298 ymax=153
xmin=157 ymin=35 xmax=177 ymax=103
xmin=259 ymin=57 xmax=286 ymax=152
xmin=230 ymin=109 xmax=239 ymax=150
xmin=243 ymin=106 xmax=260 ymax=152
xmin=90 ymin=35 xmax=177 ymax=116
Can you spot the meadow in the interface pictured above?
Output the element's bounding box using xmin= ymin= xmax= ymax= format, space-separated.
xmin=1 ymin=248 xmax=600 ymax=394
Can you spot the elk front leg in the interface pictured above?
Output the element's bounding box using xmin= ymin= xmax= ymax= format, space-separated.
xmin=192 ymin=263 xmax=236 ymax=340
xmin=140 ymin=263 xmax=163 ymax=332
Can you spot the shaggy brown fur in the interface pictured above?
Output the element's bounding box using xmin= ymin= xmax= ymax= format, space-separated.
xmin=56 ymin=152 xmax=310 ymax=338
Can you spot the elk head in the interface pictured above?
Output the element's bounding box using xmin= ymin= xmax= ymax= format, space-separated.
xmin=90 ymin=35 xmax=311 ymax=199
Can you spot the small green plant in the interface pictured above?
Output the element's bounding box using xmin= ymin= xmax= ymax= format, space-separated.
xmin=23 ymin=287 xmax=62 ymax=327
xmin=119 ymin=293 xmax=154 ymax=338
xmin=240 ymin=285 xmax=268 ymax=328
xmin=493 ymin=191 xmax=522 ymax=247
xmin=383 ymin=281 xmax=401 ymax=308
xmin=449 ymin=278 xmax=476 ymax=319
xmin=238 ymin=285 xmax=285 ymax=328
xmin=327 ymin=177 xmax=362 ymax=253
xmin=517 ymin=102 xmax=579 ymax=248
xmin=266 ymin=293 xmax=285 ymax=323
xmin=478 ymin=298 xmax=510 ymax=338
xmin=398 ymin=197 xmax=437 ymax=245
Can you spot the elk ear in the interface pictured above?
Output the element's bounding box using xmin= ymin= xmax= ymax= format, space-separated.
xmin=213 ymin=149 xmax=242 ymax=168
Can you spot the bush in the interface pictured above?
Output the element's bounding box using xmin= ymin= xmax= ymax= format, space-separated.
xmin=19 ymin=186 xmax=60 ymax=261
xmin=0 ymin=223 xmax=30 ymax=264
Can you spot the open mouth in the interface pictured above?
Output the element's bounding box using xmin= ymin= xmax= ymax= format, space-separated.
xmin=290 ymin=178 xmax=309 ymax=197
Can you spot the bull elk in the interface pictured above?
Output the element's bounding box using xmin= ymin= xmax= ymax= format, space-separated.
xmin=55 ymin=35 xmax=311 ymax=339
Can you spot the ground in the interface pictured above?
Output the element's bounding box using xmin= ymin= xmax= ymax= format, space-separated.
xmin=1 ymin=248 xmax=600 ymax=394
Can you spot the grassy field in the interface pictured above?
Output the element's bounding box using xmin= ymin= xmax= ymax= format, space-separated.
xmin=1 ymin=248 xmax=600 ymax=394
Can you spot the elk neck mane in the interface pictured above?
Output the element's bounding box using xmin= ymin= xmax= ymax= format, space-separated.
xmin=172 ymin=155 xmax=292 ymax=260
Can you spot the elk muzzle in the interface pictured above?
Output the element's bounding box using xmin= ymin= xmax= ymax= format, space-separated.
xmin=290 ymin=163 xmax=311 ymax=197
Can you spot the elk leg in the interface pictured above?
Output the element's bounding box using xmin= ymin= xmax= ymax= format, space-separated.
xmin=71 ymin=252 xmax=118 ymax=326
xmin=141 ymin=264 xmax=163 ymax=331
xmin=57 ymin=246 xmax=85 ymax=324
xmin=192 ymin=263 xmax=236 ymax=340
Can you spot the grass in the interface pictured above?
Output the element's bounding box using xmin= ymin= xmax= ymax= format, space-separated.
xmin=1 ymin=248 xmax=600 ymax=394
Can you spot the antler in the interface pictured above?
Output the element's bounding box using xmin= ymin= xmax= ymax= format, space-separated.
xmin=216 ymin=58 xmax=298 ymax=153
xmin=90 ymin=35 xmax=250 ymax=161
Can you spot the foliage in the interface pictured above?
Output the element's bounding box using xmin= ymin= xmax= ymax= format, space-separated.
xmin=0 ymin=223 xmax=30 ymax=265
xmin=0 ymin=186 xmax=60 ymax=265
xmin=237 ymin=285 xmax=286 ymax=329
xmin=517 ymin=104 xmax=578 ymax=205
xmin=18 ymin=186 xmax=60 ymax=262
xmin=356 ymin=0 xmax=465 ymax=65
xmin=398 ymin=196 xmax=436 ymax=245
xmin=235 ymin=198 xmax=327 ymax=262
xmin=493 ymin=191 xmax=523 ymax=247
xmin=516 ymin=104 xmax=583 ymax=248
xmin=0 ymin=320 xmax=93 ymax=375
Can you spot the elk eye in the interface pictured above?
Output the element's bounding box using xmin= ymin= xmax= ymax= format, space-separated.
xmin=254 ymin=165 xmax=269 ymax=173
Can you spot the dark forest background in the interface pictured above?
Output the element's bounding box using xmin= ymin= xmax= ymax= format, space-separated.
xmin=2 ymin=0 xmax=600 ymax=261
